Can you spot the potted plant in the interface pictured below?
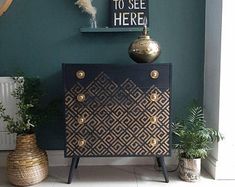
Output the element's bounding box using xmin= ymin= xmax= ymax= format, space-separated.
xmin=173 ymin=104 xmax=223 ymax=182
xmin=0 ymin=77 xmax=48 ymax=186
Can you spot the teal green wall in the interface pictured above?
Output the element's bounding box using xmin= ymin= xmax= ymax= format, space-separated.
xmin=0 ymin=0 xmax=205 ymax=149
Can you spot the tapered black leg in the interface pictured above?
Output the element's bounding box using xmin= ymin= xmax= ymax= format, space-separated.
xmin=75 ymin=157 xmax=80 ymax=169
xmin=67 ymin=156 xmax=78 ymax=184
xmin=156 ymin=157 xmax=161 ymax=167
xmin=158 ymin=156 xmax=169 ymax=183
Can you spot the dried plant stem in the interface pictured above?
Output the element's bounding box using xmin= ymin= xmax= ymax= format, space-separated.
xmin=75 ymin=0 xmax=97 ymax=18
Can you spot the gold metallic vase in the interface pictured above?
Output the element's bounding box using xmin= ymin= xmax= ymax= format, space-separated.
xmin=128 ymin=19 xmax=161 ymax=63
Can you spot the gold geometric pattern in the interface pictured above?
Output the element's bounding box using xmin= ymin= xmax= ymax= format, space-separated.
xmin=65 ymin=72 xmax=170 ymax=157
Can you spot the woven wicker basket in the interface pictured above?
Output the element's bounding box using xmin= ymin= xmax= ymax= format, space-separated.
xmin=7 ymin=134 xmax=48 ymax=186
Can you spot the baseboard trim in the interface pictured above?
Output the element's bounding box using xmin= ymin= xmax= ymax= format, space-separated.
xmin=0 ymin=150 xmax=178 ymax=167
xmin=203 ymin=154 xmax=235 ymax=179
xmin=202 ymin=155 xmax=217 ymax=179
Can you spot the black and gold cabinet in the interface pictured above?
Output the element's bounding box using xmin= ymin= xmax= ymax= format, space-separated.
xmin=63 ymin=64 xmax=172 ymax=183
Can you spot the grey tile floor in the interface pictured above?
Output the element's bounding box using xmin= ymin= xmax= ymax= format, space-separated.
xmin=0 ymin=166 xmax=235 ymax=187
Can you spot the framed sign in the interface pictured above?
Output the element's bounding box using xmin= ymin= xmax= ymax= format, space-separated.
xmin=110 ymin=0 xmax=149 ymax=27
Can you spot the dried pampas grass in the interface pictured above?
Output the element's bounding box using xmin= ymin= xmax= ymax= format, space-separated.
xmin=75 ymin=0 xmax=97 ymax=18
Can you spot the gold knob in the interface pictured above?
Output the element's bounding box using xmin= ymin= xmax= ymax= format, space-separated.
xmin=76 ymin=70 xmax=85 ymax=79
xmin=150 ymin=70 xmax=159 ymax=79
xmin=78 ymin=117 xmax=85 ymax=125
xmin=77 ymin=94 xmax=86 ymax=102
xmin=150 ymin=93 xmax=158 ymax=102
xmin=149 ymin=138 xmax=158 ymax=147
xmin=150 ymin=116 xmax=158 ymax=124
xmin=78 ymin=139 xmax=86 ymax=147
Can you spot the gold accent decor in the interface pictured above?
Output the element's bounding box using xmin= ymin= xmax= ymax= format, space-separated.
xmin=150 ymin=70 xmax=159 ymax=79
xmin=7 ymin=134 xmax=48 ymax=186
xmin=77 ymin=117 xmax=85 ymax=125
xmin=76 ymin=70 xmax=85 ymax=79
xmin=150 ymin=116 xmax=158 ymax=124
xmin=149 ymin=138 xmax=159 ymax=147
xmin=128 ymin=17 xmax=161 ymax=63
xmin=150 ymin=93 xmax=158 ymax=102
xmin=78 ymin=139 xmax=86 ymax=147
xmin=77 ymin=94 xmax=86 ymax=102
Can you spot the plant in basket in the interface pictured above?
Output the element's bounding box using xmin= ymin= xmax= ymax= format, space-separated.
xmin=0 ymin=76 xmax=49 ymax=186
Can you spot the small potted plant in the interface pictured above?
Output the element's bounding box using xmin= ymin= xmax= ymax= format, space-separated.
xmin=0 ymin=77 xmax=48 ymax=186
xmin=173 ymin=104 xmax=223 ymax=182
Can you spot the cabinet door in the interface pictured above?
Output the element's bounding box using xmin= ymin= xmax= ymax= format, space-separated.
xmin=63 ymin=64 xmax=171 ymax=157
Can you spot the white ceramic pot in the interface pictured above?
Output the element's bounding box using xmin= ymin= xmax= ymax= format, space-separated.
xmin=179 ymin=157 xmax=201 ymax=182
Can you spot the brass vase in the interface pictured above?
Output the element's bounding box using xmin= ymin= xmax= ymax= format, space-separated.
xmin=7 ymin=134 xmax=48 ymax=186
xmin=128 ymin=22 xmax=161 ymax=63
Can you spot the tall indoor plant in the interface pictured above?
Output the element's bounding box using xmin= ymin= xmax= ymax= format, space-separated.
xmin=173 ymin=104 xmax=223 ymax=182
xmin=0 ymin=77 xmax=48 ymax=186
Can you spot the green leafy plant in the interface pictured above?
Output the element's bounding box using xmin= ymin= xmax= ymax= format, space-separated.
xmin=173 ymin=105 xmax=223 ymax=159
xmin=0 ymin=77 xmax=45 ymax=136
